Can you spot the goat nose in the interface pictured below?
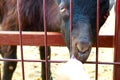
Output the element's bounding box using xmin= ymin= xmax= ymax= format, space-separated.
xmin=76 ymin=40 xmax=91 ymax=53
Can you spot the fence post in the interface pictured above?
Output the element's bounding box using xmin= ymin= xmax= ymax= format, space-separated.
xmin=114 ymin=0 xmax=120 ymax=80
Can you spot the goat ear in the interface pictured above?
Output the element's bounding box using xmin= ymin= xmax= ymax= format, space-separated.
xmin=58 ymin=0 xmax=65 ymax=9
xmin=56 ymin=0 xmax=66 ymax=6
xmin=56 ymin=0 xmax=61 ymax=5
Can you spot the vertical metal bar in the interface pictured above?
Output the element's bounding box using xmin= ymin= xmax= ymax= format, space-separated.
xmin=114 ymin=0 xmax=120 ymax=80
xmin=43 ymin=0 xmax=48 ymax=80
xmin=17 ymin=0 xmax=25 ymax=80
xmin=0 ymin=64 xmax=2 ymax=80
xmin=70 ymin=0 xmax=72 ymax=52
xmin=96 ymin=0 xmax=100 ymax=80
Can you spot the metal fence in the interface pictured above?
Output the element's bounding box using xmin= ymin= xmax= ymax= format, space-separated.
xmin=0 ymin=0 xmax=120 ymax=80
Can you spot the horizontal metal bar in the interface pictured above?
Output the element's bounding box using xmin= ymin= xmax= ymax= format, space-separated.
xmin=0 ymin=31 xmax=114 ymax=47
xmin=86 ymin=61 xmax=120 ymax=65
xmin=0 ymin=58 xmax=46 ymax=62
xmin=0 ymin=58 xmax=120 ymax=65
xmin=0 ymin=31 xmax=65 ymax=46
xmin=0 ymin=58 xmax=67 ymax=63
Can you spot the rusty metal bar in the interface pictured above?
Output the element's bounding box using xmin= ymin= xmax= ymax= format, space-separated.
xmin=1 ymin=58 xmax=120 ymax=65
xmin=0 ymin=31 xmax=114 ymax=47
xmin=17 ymin=0 xmax=25 ymax=80
xmin=70 ymin=0 xmax=73 ymax=52
xmin=43 ymin=0 xmax=49 ymax=80
xmin=96 ymin=0 xmax=100 ymax=80
xmin=0 ymin=64 xmax=2 ymax=80
xmin=114 ymin=0 xmax=120 ymax=80
xmin=0 ymin=32 xmax=65 ymax=46
xmin=1 ymin=56 xmax=120 ymax=65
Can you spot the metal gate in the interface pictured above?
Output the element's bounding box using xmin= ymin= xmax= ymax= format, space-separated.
xmin=0 ymin=0 xmax=120 ymax=80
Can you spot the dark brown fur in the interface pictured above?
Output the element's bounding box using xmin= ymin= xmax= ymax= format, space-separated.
xmin=0 ymin=0 xmax=62 ymax=80
xmin=0 ymin=0 xmax=61 ymax=31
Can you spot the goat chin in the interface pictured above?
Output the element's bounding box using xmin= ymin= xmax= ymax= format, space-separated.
xmin=56 ymin=56 xmax=90 ymax=80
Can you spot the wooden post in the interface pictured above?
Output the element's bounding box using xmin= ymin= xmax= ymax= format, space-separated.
xmin=114 ymin=0 xmax=120 ymax=80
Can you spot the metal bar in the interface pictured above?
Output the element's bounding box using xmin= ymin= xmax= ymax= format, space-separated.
xmin=70 ymin=0 xmax=72 ymax=52
xmin=0 ymin=64 xmax=2 ymax=80
xmin=1 ymin=57 xmax=120 ymax=65
xmin=113 ymin=0 xmax=120 ymax=80
xmin=86 ymin=61 xmax=120 ymax=65
xmin=43 ymin=0 xmax=48 ymax=80
xmin=0 ymin=31 xmax=114 ymax=47
xmin=96 ymin=0 xmax=100 ymax=80
xmin=0 ymin=32 xmax=65 ymax=46
xmin=17 ymin=0 xmax=25 ymax=80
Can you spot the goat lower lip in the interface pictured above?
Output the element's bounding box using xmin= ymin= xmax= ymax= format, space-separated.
xmin=77 ymin=47 xmax=86 ymax=53
xmin=78 ymin=51 xmax=85 ymax=57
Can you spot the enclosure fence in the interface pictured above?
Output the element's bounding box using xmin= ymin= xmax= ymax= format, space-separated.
xmin=0 ymin=0 xmax=120 ymax=80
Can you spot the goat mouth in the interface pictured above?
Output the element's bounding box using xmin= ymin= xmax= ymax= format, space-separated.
xmin=74 ymin=47 xmax=91 ymax=63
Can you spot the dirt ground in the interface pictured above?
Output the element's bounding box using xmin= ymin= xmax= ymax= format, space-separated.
xmin=0 ymin=5 xmax=115 ymax=80
xmin=0 ymin=46 xmax=114 ymax=80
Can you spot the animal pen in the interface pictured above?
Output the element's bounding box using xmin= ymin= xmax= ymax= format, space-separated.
xmin=0 ymin=0 xmax=120 ymax=80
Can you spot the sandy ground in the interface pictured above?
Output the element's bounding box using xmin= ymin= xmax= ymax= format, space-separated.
xmin=0 ymin=46 xmax=114 ymax=80
xmin=0 ymin=5 xmax=115 ymax=80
